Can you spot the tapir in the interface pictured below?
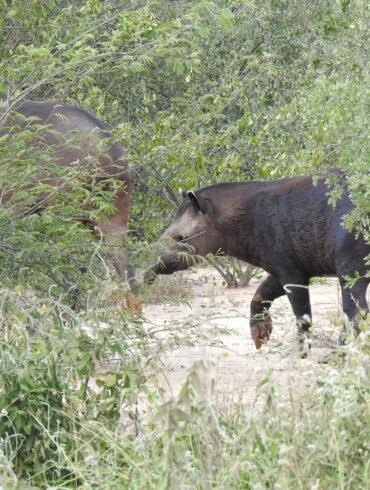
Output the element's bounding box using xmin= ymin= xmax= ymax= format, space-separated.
xmin=0 ymin=100 xmax=136 ymax=289
xmin=147 ymin=174 xmax=369 ymax=353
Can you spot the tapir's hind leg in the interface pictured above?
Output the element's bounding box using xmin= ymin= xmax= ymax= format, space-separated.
xmin=250 ymin=274 xmax=285 ymax=349
xmin=282 ymin=276 xmax=312 ymax=356
xmin=95 ymin=187 xmax=138 ymax=293
xmin=339 ymin=277 xmax=369 ymax=342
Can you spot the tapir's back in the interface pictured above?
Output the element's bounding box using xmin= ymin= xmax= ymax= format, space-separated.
xmin=3 ymin=100 xmax=130 ymax=184
xmin=250 ymin=177 xmax=368 ymax=278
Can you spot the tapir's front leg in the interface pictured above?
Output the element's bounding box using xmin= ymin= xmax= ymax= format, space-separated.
xmin=250 ymin=274 xmax=285 ymax=349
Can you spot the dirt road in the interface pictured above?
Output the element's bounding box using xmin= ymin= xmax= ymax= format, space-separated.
xmin=143 ymin=268 xmax=359 ymax=405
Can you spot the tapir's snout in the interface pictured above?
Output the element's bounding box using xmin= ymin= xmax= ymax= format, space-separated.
xmin=145 ymin=251 xmax=191 ymax=284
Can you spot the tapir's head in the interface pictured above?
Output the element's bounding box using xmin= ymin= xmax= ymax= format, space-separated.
xmin=147 ymin=190 xmax=223 ymax=279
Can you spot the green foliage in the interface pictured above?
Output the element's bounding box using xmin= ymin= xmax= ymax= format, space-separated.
xmin=0 ymin=288 xmax=150 ymax=485
xmin=143 ymin=340 xmax=370 ymax=488
xmin=1 ymin=0 xmax=368 ymax=243
xmin=0 ymin=119 xmax=123 ymax=300
xmin=3 ymin=326 xmax=369 ymax=488
xmin=0 ymin=0 xmax=369 ymax=487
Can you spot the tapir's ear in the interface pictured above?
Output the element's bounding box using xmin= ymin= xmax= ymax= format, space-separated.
xmin=187 ymin=190 xmax=206 ymax=214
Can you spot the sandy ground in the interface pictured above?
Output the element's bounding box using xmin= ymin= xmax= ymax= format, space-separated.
xmin=142 ymin=267 xmax=368 ymax=406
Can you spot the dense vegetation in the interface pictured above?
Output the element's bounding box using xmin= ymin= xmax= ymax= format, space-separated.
xmin=0 ymin=0 xmax=369 ymax=488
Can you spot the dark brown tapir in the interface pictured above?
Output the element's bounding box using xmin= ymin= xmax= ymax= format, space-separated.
xmin=147 ymin=174 xmax=369 ymax=354
xmin=0 ymin=100 xmax=136 ymax=289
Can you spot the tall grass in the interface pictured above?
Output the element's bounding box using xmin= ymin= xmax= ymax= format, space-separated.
xmin=1 ymin=300 xmax=369 ymax=489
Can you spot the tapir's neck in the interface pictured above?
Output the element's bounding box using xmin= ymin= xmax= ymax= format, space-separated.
xmin=214 ymin=191 xmax=257 ymax=261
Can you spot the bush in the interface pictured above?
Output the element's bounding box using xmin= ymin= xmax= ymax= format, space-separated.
xmin=0 ymin=0 xmax=369 ymax=487
xmin=0 ymin=286 xmax=149 ymax=485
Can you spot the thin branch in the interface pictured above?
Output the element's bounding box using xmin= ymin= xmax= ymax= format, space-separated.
xmin=239 ymin=36 xmax=265 ymax=74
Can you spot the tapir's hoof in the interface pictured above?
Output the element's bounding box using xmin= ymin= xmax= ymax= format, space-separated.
xmin=144 ymin=270 xmax=156 ymax=285
xmin=337 ymin=327 xmax=350 ymax=347
xmin=124 ymin=292 xmax=143 ymax=316
xmin=298 ymin=333 xmax=312 ymax=359
xmin=250 ymin=318 xmax=273 ymax=350
xmin=337 ymin=336 xmax=346 ymax=347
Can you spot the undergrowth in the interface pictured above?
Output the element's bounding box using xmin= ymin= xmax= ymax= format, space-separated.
xmin=139 ymin=273 xmax=192 ymax=305
xmin=0 ymin=283 xmax=369 ymax=490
